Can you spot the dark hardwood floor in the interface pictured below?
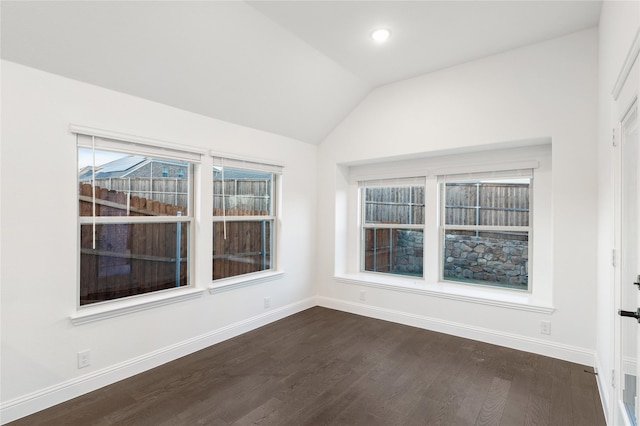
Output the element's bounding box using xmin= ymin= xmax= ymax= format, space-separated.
xmin=9 ymin=307 xmax=605 ymax=425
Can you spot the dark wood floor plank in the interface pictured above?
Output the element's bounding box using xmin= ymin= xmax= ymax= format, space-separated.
xmin=498 ymin=360 xmax=534 ymax=426
xmin=421 ymin=339 xmax=483 ymax=425
xmin=549 ymin=358 xmax=574 ymax=426
xmin=304 ymin=323 xmax=417 ymax=425
xmin=570 ymin=362 xmax=600 ymax=426
xmin=522 ymin=355 xmax=553 ymax=426
xmin=7 ymin=307 xmax=605 ymax=426
xmin=475 ymin=376 xmax=511 ymax=426
xmin=453 ymin=364 xmax=495 ymax=424
xmin=380 ymin=330 xmax=455 ymax=419
xmin=230 ymin=397 xmax=282 ymax=425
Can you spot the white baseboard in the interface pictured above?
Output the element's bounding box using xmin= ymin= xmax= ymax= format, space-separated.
xmin=0 ymin=297 xmax=316 ymax=425
xmin=316 ymin=296 xmax=596 ymax=366
xmin=594 ymin=354 xmax=611 ymax=424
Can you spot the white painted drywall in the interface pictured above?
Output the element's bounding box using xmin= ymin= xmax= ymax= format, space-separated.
xmin=596 ymin=2 xmax=640 ymax=423
xmin=317 ymin=29 xmax=598 ymax=361
xmin=0 ymin=60 xmax=317 ymax=421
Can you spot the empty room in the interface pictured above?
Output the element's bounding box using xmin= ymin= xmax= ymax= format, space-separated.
xmin=0 ymin=1 xmax=637 ymax=424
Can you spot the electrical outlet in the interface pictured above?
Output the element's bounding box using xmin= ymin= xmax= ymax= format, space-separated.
xmin=359 ymin=290 xmax=366 ymax=301
xmin=264 ymin=297 xmax=271 ymax=308
xmin=77 ymin=350 xmax=91 ymax=369
xmin=540 ymin=320 xmax=551 ymax=335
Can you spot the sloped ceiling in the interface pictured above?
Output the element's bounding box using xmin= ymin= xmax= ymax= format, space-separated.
xmin=1 ymin=1 xmax=601 ymax=144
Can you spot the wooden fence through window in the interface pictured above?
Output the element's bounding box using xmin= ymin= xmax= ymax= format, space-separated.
xmin=363 ymin=183 xmax=529 ymax=275
xmin=213 ymin=179 xmax=271 ymax=213
xmin=445 ymin=183 xmax=530 ymax=227
xmin=212 ymin=212 xmax=272 ymax=280
xmin=212 ymin=178 xmax=272 ymax=279
xmin=88 ymin=177 xmax=189 ymax=210
xmin=363 ymin=184 xmax=529 ymax=226
xmin=79 ymin=180 xmax=273 ymax=303
xmin=364 ymin=228 xmax=393 ymax=273
xmin=79 ymin=183 xmax=188 ymax=305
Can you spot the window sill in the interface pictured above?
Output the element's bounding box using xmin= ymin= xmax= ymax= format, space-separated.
xmin=334 ymin=273 xmax=554 ymax=314
xmin=209 ymin=271 xmax=285 ymax=294
xmin=70 ymin=288 xmax=205 ymax=325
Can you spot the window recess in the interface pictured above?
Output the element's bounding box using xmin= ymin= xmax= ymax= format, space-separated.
xmin=342 ymin=143 xmax=551 ymax=306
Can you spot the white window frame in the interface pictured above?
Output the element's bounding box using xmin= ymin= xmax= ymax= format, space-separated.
xmin=439 ymin=170 xmax=533 ymax=291
xmin=209 ymin=153 xmax=284 ymax=291
xmin=358 ymin=177 xmax=426 ymax=278
xmin=337 ymin=142 xmax=553 ymax=313
xmin=70 ymin=125 xmax=205 ymax=324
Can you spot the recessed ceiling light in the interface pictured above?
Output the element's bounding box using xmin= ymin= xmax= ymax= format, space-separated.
xmin=371 ymin=28 xmax=391 ymax=43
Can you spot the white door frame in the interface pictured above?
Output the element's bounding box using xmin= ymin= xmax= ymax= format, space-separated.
xmin=613 ymin=29 xmax=640 ymax=426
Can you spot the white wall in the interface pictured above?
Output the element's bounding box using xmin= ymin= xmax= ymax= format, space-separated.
xmin=596 ymin=1 xmax=640 ymax=423
xmin=0 ymin=60 xmax=317 ymax=422
xmin=317 ymin=29 xmax=599 ymax=363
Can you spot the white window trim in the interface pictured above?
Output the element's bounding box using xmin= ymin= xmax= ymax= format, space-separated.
xmin=359 ymin=177 xmax=426 ymax=276
xmin=208 ymin=270 xmax=285 ymax=294
xmin=71 ymin=124 xmax=207 ymax=160
xmin=71 ymin=125 xmax=203 ymax=323
xmin=339 ymin=142 xmax=553 ymax=312
xmin=210 ymin=150 xmax=285 ymax=173
xmin=333 ymin=273 xmax=554 ymax=314
xmin=209 ymin=153 xmax=284 ymax=286
xmin=70 ymin=288 xmax=205 ymax=325
xmin=439 ymin=172 xmax=532 ymax=290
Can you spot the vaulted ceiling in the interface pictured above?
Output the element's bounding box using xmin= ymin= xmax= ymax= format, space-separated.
xmin=1 ymin=1 xmax=602 ymax=144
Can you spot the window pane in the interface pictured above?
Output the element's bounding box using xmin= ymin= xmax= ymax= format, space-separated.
xmin=78 ymin=148 xmax=190 ymax=217
xmin=363 ymin=228 xmax=423 ymax=277
xmin=364 ymin=186 xmax=424 ymax=224
xmin=213 ymin=220 xmax=272 ymax=280
xmin=80 ymin=222 xmax=189 ymax=305
xmin=443 ymin=183 xmax=477 ymax=225
xmin=445 ymin=181 xmax=529 ymax=226
xmin=443 ymin=230 xmax=528 ymax=290
xmin=213 ymin=167 xmax=273 ymax=216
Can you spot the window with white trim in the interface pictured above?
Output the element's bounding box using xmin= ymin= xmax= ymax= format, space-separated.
xmin=76 ymin=133 xmax=198 ymax=306
xmin=359 ymin=178 xmax=425 ymax=277
xmin=440 ymin=170 xmax=532 ymax=290
xmin=346 ymin=143 xmax=550 ymax=300
xmin=211 ymin=156 xmax=282 ymax=280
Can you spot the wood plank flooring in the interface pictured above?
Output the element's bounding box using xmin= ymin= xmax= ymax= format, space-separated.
xmin=8 ymin=307 xmax=605 ymax=425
